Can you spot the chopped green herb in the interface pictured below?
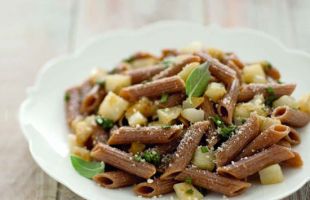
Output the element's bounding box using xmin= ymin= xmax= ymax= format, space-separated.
xmin=265 ymin=87 xmax=277 ymax=107
xmin=95 ymin=116 xmax=114 ymax=130
xmin=210 ymin=115 xmax=224 ymax=127
xmin=200 ymin=146 xmax=209 ymax=153
xmin=134 ymin=150 xmax=161 ymax=165
xmin=70 ymin=155 xmax=104 ymax=179
xmin=186 ymin=62 xmax=211 ymax=101
xmin=161 ymin=125 xmax=171 ymax=129
xmin=185 ymin=177 xmax=192 ymax=184
xmin=186 ymin=189 xmax=194 ymax=195
xmin=64 ymin=92 xmax=70 ymax=102
xmin=133 ymin=154 xmax=145 ymax=162
xmin=219 ymin=125 xmax=236 ymax=138
xmin=162 ymin=60 xmax=173 ymax=68
xmin=160 ymin=93 xmax=169 ymax=103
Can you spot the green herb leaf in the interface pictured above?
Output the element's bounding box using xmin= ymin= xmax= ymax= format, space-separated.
xmin=134 ymin=150 xmax=161 ymax=165
xmin=70 ymin=155 xmax=104 ymax=179
xmin=161 ymin=125 xmax=171 ymax=129
xmin=265 ymin=87 xmax=277 ymax=107
xmin=186 ymin=189 xmax=194 ymax=195
xmin=200 ymin=146 xmax=209 ymax=153
xmin=185 ymin=177 xmax=192 ymax=184
xmin=160 ymin=93 xmax=169 ymax=103
xmin=185 ymin=62 xmax=211 ymax=100
xmin=143 ymin=150 xmax=161 ymax=165
xmin=95 ymin=116 xmax=114 ymax=130
xmin=219 ymin=125 xmax=236 ymax=138
xmin=210 ymin=115 xmax=224 ymax=127
xmin=123 ymin=55 xmax=135 ymax=63
xmin=64 ymin=92 xmax=70 ymax=102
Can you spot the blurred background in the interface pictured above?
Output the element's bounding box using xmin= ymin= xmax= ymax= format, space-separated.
xmin=1 ymin=0 xmax=309 ymax=199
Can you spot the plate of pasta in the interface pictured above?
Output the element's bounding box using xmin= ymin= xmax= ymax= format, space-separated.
xmin=19 ymin=21 xmax=310 ymax=200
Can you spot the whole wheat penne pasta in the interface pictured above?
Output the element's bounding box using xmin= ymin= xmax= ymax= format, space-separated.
xmin=202 ymin=97 xmax=219 ymax=147
xmin=153 ymin=131 xmax=184 ymax=155
xmin=91 ymin=143 xmax=156 ymax=179
xmin=236 ymin=124 xmax=290 ymax=160
xmin=272 ymin=106 xmax=310 ymax=127
xmin=217 ymin=79 xmax=240 ymax=124
xmin=133 ymin=179 xmax=177 ymax=197
xmin=157 ymin=93 xmax=186 ymax=109
xmin=216 ymin=114 xmax=260 ymax=166
xmin=215 ymin=114 xmax=259 ymax=166
xmin=277 ymin=139 xmax=291 ymax=148
xmin=217 ymin=145 xmax=295 ymax=179
xmin=195 ymin=52 xmax=236 ymax=86
xmin=152 ymin=55 xmax=201 ymax=80
xmin=123 ymin=65 xmax=164 ymax=84
xmin=80 ymin=79 xmax=93 ymax=98
xmin=282 ymin=152 xmax=303 ymax=168
xmin=65 ymin=87 xmax=81 ymax=128
xmin=160 ymin=48 xmax=179 ymax=59
xmin=223 ymin=52 xmax=245 ymax=69
xmin=238 ymin=83 xmax=296 ymax=102
xmin=107 ymin=125 xmax=183 ymax=145
xmin=284 ymin=127 xmax=301 ymax=145
xmin=175 ymin=167 xmax=251 ymax=197
xmin=160 ymin=121 xmax=209 ymax=180
xmin=227 ymin=60 xmax=242 ymax=82
xmin=80 ymin=84 xmax=106 ymax=114
xmin=119 ymin=76 xmax=185 ymax=102
xmin=93 ymin=170 xmax=142 ymax=189
xmin=91 ymin=126 xmax=109 ymax=145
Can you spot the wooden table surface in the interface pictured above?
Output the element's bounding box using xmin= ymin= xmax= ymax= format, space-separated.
xmin=1 ymin=0 xmax=309 ymax=199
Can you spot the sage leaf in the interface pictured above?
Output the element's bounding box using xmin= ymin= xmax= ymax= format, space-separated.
xmin=70 ymin=155 xmax=105 ymax=179
xmin=186 ymin=62 xmax=211 ymax=100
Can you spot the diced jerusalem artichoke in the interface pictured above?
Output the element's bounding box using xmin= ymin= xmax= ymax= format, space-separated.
xmin=205 ymin=82 xmax=227 ymax=102
xmin=273 ymin=95 xmax=298 ymax=109
xmin=181 ymin=108 xmax=204 ymax=123
xmin=105 ymin=74 xmax=131 ymax=92
xmin=182 ymin=97 xmax=204 ymax=109
xmin=242 ymin=64 xmax=266 ymax=83
xmin=259 ymin=164 xmax=284 ymax=185
xmin=173 ymin=183 xmax=203 ymax=200
xmin=98 ymin=92 xmax=129 ymax=121
xmin=192 ymin=146 xmax=215 ymax=171
xmin=157 ymin=106 xmax=182 ymax=124
xmin=298 ymin=93 xmax=310 ymax=114
xmin=127 ymin=111 xmax=147 ymax=127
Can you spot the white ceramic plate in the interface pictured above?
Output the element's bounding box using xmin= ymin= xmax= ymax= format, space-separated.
xmin=19 ymin=21 xmax=310 ymax=200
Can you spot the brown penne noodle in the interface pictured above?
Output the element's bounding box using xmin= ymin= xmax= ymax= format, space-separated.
xmin=91 ymin=126 xmax=109 ymax=145
xmin=272 ymin=106 xmax=310 ymax=128
xmin=160 ymin=48 xmax=178 ymax=59
xmin=282 ymin=151 xmax=303 ymax=168
xmin=236 ymin=124 xmax=290 ymax=160
xmin=65 ymin=87 xmax=81 ymax=128
xmin=119 ymin=76 xmax=185 ymax=102
xmin=91 ymin=143 xmax=156 ymax=179
xmin=216 ymin=114 xmax=260 ymax=166
xmin=153 ymin=131 xmax=184 ymax=155
xmin=123 ymin=65 xmax=164 ymax=84
xmin=217 ymin=145 xmax=295 ymax=179
xmin=152 ymin=55 xmax=201 ymax=80
xmin=93 ymin=170 xmax=142 ymax=189
xmin=195 ymin=52 xmax=236 ymax=86
xmin=217 ymin=79 xmax=240 ymax=124
xmin=157 ymin=93 xmax=186 ymax=109
xmin=107 ymin=125 xmax=183 ymax=145
xmin=175 ymin=167 xmax=251 ymax=197
xmin=223 ymin=52 xmax=245 ymax=69
xmin=160 ymin=121 xmax=209 ymax=180
xmin=284 ymin=127 xmax=301 ymax=145
xmin=227 ymin=60 xmax=242 ymax=82
xmin=277 ymin=139 xmax=292 ymax=148
xmin=79 ymin=79 xmax=93 ymax=98
xmin=133 ymin=178 xmax=177 ymax=197
xmin=238 ymin=83 xmax=296 ymax=102
xmin=80 ymin=84 xmax=106 ymax=114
